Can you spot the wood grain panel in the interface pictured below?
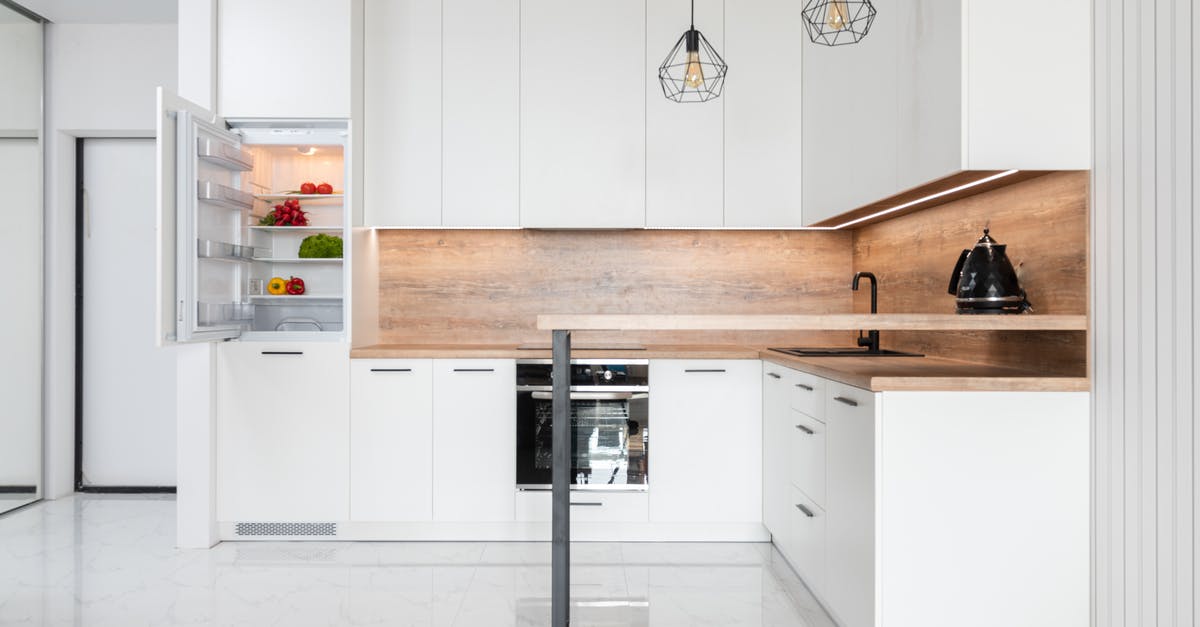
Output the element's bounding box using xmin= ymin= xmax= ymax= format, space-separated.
xmin=851 ymin=171 xmax=1089 ymax=375
xmin=536 ymin=313 xmax=1087 ymax=331
xmin=375 ymin=229 xmax=856 ymax=346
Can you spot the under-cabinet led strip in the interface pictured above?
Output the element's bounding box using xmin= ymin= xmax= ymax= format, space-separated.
xmin=830 ymin=169 xmax=1021 ymax=229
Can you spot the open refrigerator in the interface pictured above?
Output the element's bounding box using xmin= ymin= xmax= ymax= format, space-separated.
xmin=156 ymin=89 xmax=351 ymax=345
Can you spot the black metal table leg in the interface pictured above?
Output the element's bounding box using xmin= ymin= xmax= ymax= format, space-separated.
xmin=551 ymin=329 xmax=571 ymax=627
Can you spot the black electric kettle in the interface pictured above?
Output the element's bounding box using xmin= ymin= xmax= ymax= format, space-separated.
xmin=947 ymin=228 xmax=1032 ymax=314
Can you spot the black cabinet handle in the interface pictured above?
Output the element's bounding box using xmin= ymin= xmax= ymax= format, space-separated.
xmin=795 ymin=424 xmax=814 ymax=435
xmin=570 ymin=502 xmax=603 ymax=507
xmin=453 ymin=368 xmax=495 ymax=372
xmin=766 ymin=372 xmax=782 ymax=379
xmin=834 ymin=396 xmax=859 ymax=407
xmin=261 ymin=351 xmax=303 ymax=356
xmin=795 ymin=383 xmax=814 ymax=391
xmin=795 ymin=504 xmax=814 ymax=518
xmin=370 ymin=368 xmax=412 ymax=373
xmin=684 ymin=369 xmax=726 ymax=373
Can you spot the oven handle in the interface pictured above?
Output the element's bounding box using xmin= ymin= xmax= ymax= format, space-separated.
xmin=530 ymin=391 xmax=644 ymax=401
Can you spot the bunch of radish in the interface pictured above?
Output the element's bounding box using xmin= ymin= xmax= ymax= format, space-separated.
xmin=259 ymin=198 xmax=308 ymax=226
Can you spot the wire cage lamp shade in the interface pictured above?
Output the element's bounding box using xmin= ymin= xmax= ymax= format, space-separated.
xmin=658 ymin=2 xmax=727 ymax=102
xmin=802 ymin=0 xmax=877 ymax=46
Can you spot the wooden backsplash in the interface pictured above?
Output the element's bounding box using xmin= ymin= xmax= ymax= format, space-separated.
xmin=376 ymin=229 xmax=855 ymax=346
xmin=852 ymin=171 xmax=1089 ymax=375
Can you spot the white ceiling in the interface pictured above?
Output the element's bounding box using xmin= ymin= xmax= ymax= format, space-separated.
xmin=12 ymin=0 xmax=177 ymax=23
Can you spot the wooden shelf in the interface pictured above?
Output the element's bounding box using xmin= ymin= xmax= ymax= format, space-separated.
xmin=536 ymin=313 xmax=1088 ymax=332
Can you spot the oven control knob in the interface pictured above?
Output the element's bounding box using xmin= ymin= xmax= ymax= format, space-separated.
xmin=603 ymin=370 xmax=613 ymax=381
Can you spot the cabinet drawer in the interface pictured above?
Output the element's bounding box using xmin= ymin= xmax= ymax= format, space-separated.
xmin=790 ymin=486 xmax=826 ymax=595
xmin=827 ymin=381 xmax=875 ymax=419
xmin=789 ymin=370 xmax=825 ymax=419
xmin=515 ymin=491 xmax=649 ymax=523
xmin=788 ymin=410 xmax=827 ymax=508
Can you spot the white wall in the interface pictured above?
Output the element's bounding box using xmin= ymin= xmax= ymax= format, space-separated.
xmin=43 ymin=23 xmax=178 ymax=497
xmin=1092 ymin=0 xmax=1198 ymax=624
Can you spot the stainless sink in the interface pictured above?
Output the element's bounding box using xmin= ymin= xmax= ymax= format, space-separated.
xmin=769 ymin=347 xmax=924 ymax=358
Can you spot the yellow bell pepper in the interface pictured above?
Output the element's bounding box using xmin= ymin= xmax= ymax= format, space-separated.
xmin=267 ymin=276 xmax=287 ymax=295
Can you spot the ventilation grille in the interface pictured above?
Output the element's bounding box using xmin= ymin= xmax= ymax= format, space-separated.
xmin=235 ymin=522 xmax=337 ymax=537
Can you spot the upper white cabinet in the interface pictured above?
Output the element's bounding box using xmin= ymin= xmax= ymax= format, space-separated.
xmin=649 ymin=360 xmax=762 ymax=523
xmin=443 ymin=0 xmax=521 ymax=227
xmin=217 ymin=0 xmax=351 ymax=119
xmin=802 ymin=0 xmax=1089 ymax=225
xmin=645 ymin=0 xmax=725 ymax=228
xmin=362 ymin=0 xmax=441 ymax=227
xmin=432 ymin=360 xmax=516 ymax=522
xmin=723 ymin=0 xmax=806 ymax=227
xmin=362 ymin=0 xmax=520 ymax=227
xmin=520 ymin=0 xmax=647 ymax=228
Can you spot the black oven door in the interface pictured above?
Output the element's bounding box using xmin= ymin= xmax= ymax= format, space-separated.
xmin=516 ymin=389 xmax=649 ymax=490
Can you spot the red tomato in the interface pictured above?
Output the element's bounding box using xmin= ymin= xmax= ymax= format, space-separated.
xmin=300 ymin=182 xmax=317 ymax=194
xmin=316 ymin=182 xmax=333 ymax=195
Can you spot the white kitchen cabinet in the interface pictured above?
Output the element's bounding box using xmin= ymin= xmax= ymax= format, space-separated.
xmin=644 ymin=0 xmax=724 ymax=228
xmin=514 ymin=490 xmax=648 ymax=523
xmin=216 ymin=0 xmax=351 ymax=119
xmin=349 ymin=360 xmax=433 ymax=521
xmin=442 ymin=0 xmax=520 ymax=227
xmin=432 ymin=360 xmax=516 ymax=522
xmin=216 ymin=342 xmax=350 ymax=522
xmin=823 ymin=381 xmax=876 ymax=627
xmin=722 ymin=0 xmax=805 ymax=228
xmin=761 ymin=365 xmax=794 ymax=547
xmin=762 ymin=360 xmax=1089 ymax=627
xmin=519 ymin=0 xmax=646 ymax=228
xmin=362 ymin=0 xmax=441 ymax=227
xmin=649 ymin=360 xmax=762 ymax=523
xmin=789 ymin=485 xmax=826 ymax=595
xmin=802 ymin=0 xmax=1089 ymax=226
xmin=788 ymin=410 xmax=826 ymax=508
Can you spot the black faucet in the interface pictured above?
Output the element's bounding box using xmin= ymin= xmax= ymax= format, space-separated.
xmin=851 ymin=272 xmax=880 ymax=353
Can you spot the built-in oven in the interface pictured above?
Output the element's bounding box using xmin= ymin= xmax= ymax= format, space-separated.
xmin=516 ymin=359 xmax=649 ymax=491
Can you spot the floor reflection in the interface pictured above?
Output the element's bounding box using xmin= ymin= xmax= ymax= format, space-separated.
xmin=0 ymin=495 xmax=834 ymax=626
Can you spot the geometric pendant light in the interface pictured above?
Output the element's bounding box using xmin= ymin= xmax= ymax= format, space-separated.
xmin=657 ymin=0 xmax=728 ymax=103
xmin=802 ymin=0 xmax=877 ymax=46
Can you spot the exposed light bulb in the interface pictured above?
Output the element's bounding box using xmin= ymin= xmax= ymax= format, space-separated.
xmin=684 ymin=50 xmax=705 ymax=88
xmin=826 ymin=0 xmax=850 ymax=31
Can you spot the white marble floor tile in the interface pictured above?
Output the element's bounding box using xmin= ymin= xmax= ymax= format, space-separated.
xmin=0 ymin=496 xmax=833 ymax=626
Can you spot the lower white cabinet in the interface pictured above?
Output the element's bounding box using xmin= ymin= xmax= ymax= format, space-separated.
xmin=789 ymin=485 xmax=826 ymax=595
xmin=762 ymin=360 xmax=1090 ymax=627
xmin=432 ymin=359 xmax=516 ymax=522
xmin=649 ymin=360 xmax=762 ymax=523
xmin=349 ymin=359 xmax=434 ymax=521
xmin=823 ymin=381 xmax=876 ymax=627
xmin=761 ymin=364 xmax=795 ymax=546
xmin=216 ymin=342 xmax=350 ymax=522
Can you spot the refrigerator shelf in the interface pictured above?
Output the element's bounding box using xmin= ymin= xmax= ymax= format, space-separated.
xmin=197 ymin=239 xmax=265 ymax=262
xmin=248 ymin=294 xmax=343 ymax=301
xmin=252 ymin=258 xmax=343 ymax=264
xmin=198 ymin=180 xmax=255 ymax=210
xmin=247 ymin=225 xmax=344 ymax=232
xmin=254 ymin=193 xmax=344 ymax=201
xmin=197 ymin=302 xmax=255 ymax=326
xmin=197 ymin=136 xmax=254 ymax=171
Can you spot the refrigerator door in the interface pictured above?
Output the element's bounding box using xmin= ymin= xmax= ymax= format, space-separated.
xmin=156 ymin=87 xmax=252 ymax=344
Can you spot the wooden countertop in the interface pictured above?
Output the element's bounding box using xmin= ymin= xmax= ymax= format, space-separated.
xmin=536 ymin=313 xmax=1088 ymax=331
xmin=350 ymin=343 xmax=1088 ymax=392
xmin=759 ymin=352 xmax=1089 ymax=392
xmin=350 ymin=344 xmax=762 ymax=360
